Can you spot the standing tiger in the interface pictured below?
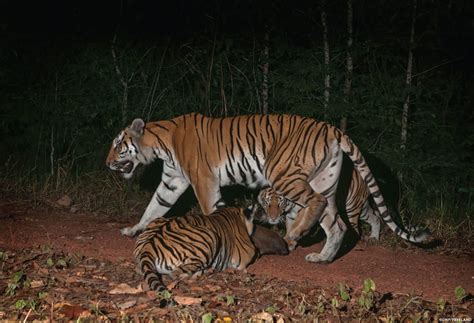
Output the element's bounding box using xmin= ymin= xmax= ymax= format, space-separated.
xmin=134 ymin=206 xmax=258 ymax=291
xmin=106 ymin=113 xmax=428 ymax=263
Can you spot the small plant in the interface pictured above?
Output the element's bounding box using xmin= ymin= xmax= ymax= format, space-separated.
xmin=357 ymin=278 xmax=376 ymax=311
xmin=296 ymin=295 xmax=308 ymax=315
xmin=315 ymin=295 xmax=326 ymax=316
xmin=0 ymin=251 xmax=8 ymax=261
xmin=14 ymin=299 xmax=36 ymax=311
xmin=157 ymin=289 xmax=172 ymax=300
xmin=437 ymin=298 xmax=446 ymax=313
xmin=225 ymin=295 xmax=235 ymax=306
xmin=454 ymin=286 xmax=467 ymax=302
xmin=38 ymin=291 xmax=48 ymax=300
xmin=46 ymin=257 xmax=68 ymax=269
xmin=5 ymin=270 xmax=30 ymax=297
xmin=338 ymin=283 xmax=350 ymax=301
xmin=201 ymin=312 xmax=214 ymax=323
xmin=217 ymin=294 xmax=235 ymax=306
xmin=331 ymin=296 xmax=341 ymax=316
xmin=265 ymin=305 xmax=278 ymax=314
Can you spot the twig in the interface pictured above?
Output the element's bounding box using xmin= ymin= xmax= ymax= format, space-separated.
xmin=412 ymin=58 xmax=461 ymax=78
xmin=22 ymin=308 xmax=32 ymax=323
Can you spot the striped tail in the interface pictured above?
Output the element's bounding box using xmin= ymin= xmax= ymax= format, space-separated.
xmin=338 ymin=131 xmax=429 ymax=243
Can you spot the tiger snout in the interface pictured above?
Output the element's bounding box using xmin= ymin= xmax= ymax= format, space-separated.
xmin=266 ymin=204 xmax=283 ymax=224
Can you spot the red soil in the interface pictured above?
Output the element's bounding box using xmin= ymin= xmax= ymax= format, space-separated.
xmin=0 ymin=201 xmax=472 ymax=302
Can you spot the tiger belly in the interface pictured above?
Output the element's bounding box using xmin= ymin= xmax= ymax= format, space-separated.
xmin=218 ymin=158 xmax=268 ymax=189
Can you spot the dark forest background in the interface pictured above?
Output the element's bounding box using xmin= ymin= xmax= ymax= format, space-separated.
xmin=0 ymin=0 xmax=472 ymax=237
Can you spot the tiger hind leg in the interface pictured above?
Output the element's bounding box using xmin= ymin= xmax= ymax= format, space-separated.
xmin=304 ymin=196 xmax=347 ymax=264
xmin=360 ymin=205 xmax=381 ymax=240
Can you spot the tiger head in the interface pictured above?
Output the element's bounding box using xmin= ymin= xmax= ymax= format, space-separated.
xmin=257 ymin=187 xmax=292 ymax=225
xmin=106 ymin=118 xmax=148 ymax=179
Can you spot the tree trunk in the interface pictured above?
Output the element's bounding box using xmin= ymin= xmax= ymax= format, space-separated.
xmin=261 ymin=31 xmax=270 ymax=114
xmin=341 ymin=0 xmax=353 ymax=133
xmin=321 ymin=5 xmax=331 ymax=114
xmin=111 ymin=35 xmax=129 ymax=126
xmin=400 ymin=0 xmax=417 ymax=151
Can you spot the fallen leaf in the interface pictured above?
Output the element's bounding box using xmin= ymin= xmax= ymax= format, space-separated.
xmin=166 ymin=280 xmax=178 ymax=290
xmin=109 ymin=283 xmax=142 ymax=295
xmin=146 ymin=291 xmax=157 ymax=299
xmin=190 ymin=285 xmax=204 ymax=292
xmin=205 ymin=284 xmax=221 ymax=292
xmin=250 ymin=312 xmax=274 ymax=323
xmin=59 ymin=304 xmax=89 ymax=319
xmin=118 ymin=300 xmax=137 ymax=310
xmin=174 ymin=296 xmax=202 ymax=306
xmin=30 ymin=279 xmax=45 ymax=288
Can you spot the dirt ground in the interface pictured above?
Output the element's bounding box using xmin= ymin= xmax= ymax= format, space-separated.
xmin=0 ymin=199 xmax=473 ymax=320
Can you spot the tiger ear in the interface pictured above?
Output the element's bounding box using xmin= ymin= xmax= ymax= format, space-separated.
xmin=257 ymin=188 xmax=268 ymax=205
xmin=129 ymin=118 xmax=145 ymax=138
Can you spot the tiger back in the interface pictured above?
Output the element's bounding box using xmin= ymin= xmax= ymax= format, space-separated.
xmin=133 ymin=207 xmax=257 ymax=291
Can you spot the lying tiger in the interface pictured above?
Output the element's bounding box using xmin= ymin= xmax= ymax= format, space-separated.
xmin=134 ymin=206 xmax=288 ymax=291
xmin=258 ymin=170 xmax=423 ymax=249
xmin=107 ymin=113 xmax=428 ymax=263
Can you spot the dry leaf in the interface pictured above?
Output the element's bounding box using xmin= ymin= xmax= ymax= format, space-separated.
xmin=174 ymin=296 xmax=202 ymax=306
xmin=166 ymin=280 xmax=178 ymax=290
xmin=30 ymin=279 xmax=45 ymax=288
xmin=250 ymin=312 xmax=274 ymax=323
xmin=190 ymin=285 xmax=204 ymax=292
xmin=59 ymin=304 xmax=90 ymax=319
xmin=109 ymin=283 xmax=142 ymax=295
xmin=118 ymin=300 xmax=137 ymax=310
xmin=204 ymin=284 xmax=221 ymax=292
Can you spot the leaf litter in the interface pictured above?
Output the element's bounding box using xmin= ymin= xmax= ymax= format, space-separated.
xmin=0 ymin=246 xmax=472 ymax=321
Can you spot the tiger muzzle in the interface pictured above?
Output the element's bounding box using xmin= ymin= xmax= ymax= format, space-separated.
xmin=110 ymin=161 xmax=133 ymax=174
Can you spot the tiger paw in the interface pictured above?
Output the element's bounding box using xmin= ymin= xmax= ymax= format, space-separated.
xmin=304 ymin=252 xmax=331 ymax=264
xmin=121 ymin=226 xmax=137 ymax=237
xmin=284 ymin=238 xmax=298 ymax=251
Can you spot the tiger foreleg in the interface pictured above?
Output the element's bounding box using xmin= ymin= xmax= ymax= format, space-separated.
xmin=121 ymin=174 xmax=189 ymax=236
xmin=305 ymin=198 xmax=347 ymax=264
xmin=283 ymin=208 xmax=299 ymax=251
xmin=284 ymin=192 xmax=327 ymax=251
